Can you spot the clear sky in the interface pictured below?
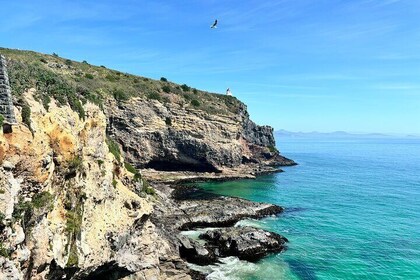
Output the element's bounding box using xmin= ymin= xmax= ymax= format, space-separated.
xmin=1 ymin=0 xmax=419 ymax=134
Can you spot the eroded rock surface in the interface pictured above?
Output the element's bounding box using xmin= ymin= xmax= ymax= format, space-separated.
xmin=0 ymin=93 xmax=193 ymax=280
xmin=200 ymin=227 xmax=288 ymax=261
xmin=0 ymin=51 xmax=295 ymax=279
xmin=150 ymin=184 xmax=288 ymax=271
xmin=106 ymin=98 xmax=295 ymax=175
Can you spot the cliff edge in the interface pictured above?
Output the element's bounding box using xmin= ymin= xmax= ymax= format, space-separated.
xmin=0 ymin=48 xmax=295 ymax=279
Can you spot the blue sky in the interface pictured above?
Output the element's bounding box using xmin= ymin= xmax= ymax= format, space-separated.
xmin=1 ymin=0 xmax=419 ymax=134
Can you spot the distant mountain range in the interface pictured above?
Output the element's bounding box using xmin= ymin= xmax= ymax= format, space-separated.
xmin=275 ymin=129 xmax=420 ymax=139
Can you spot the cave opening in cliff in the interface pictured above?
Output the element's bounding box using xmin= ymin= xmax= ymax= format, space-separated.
xmin=146 ymin=160 xmax=221 ymax=173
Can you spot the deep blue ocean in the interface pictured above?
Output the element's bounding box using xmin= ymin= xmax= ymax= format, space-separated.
xmin=190 ymin=137 xmax=420 ymax=279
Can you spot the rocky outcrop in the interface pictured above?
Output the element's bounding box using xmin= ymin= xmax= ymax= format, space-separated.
xmin=0 ymin=50 xmax=296 ymax=279
xmin=106 ymin=98 xmax=295 ymax=175
xmin=151 ymin=184 xmax=283 ymax=231
xmin=200 ymin=227 xmax=288 ymax=261
xmin=0 ymin=92 xmax=193 ymax=280
xmin=149 ymin=184 xmax=287 ymax=272
xmin=0 ymin=55 xmax=17 ymax=127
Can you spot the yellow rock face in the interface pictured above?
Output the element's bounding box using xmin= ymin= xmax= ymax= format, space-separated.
xmin=0 ymin=89 xmax=179 ymax=279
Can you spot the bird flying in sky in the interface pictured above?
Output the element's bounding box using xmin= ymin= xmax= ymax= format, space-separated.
xmin=211 ymin=19 xmax=218 ymax=29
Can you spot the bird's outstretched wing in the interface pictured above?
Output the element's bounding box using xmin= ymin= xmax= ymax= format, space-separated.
xmin=211 ymin=19 xmax=218 ymax=28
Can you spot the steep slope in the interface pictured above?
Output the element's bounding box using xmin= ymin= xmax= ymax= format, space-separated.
xmin=1 ymin=47 xmax=295 ymax=177
xmin=0 ymin=90 xmax=191 ymax=279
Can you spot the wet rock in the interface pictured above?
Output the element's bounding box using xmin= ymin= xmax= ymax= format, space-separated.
xmin=178 ymin=235 xmax=216 ymax=265
xmin=200 ymin=227 xmax=288 ymax=261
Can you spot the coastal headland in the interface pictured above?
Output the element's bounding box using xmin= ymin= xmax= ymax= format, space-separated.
xmin=0 ymin=48 xmax=295 ymax=279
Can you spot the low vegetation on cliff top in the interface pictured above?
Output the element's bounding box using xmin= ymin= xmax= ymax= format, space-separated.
xmin=1 ymin=47 xmax=242 ymax=116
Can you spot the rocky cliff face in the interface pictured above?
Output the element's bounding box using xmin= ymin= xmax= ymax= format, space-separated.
xmin=0 ymin=49 xmax=295 ymax=279
xmin=106 ymin=97 xmax=294 ymax=175
xmin=0 ymin=91 xmax=191 ymax=280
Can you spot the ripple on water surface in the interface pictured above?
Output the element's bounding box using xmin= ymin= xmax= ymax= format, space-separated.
xmin=192 ymin=138 xmax=420 ymax=279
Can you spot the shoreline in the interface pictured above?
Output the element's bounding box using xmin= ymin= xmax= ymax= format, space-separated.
xmin=148 ymin=166 xmax=294 ymax=279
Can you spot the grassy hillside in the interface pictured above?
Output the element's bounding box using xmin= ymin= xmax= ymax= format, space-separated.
xmin=0 ymin=47 xmax=242 ymax=118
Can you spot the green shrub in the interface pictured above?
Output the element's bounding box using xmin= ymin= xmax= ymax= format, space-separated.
xmin=0 ymin=243 xmax=10 ymax=258
xmin=67 ymin=245 xmax=78 ymax=267
xmin=65 ymin=205 xmax=82 ymax=269
xmin=68 ymin=156 xmax=82 ymax=168
xmin=162 ymin=85 xmax=171 ymax=93
xmin=67 ymin=95 xmax=85 ymax=119
xmin=183 ymin=93 xmax=192 ymax=101
xmin=147 ymin=91 xmax=161 ymax=101
xmin=21 ymin=104 xmax=31 ymax=129
xmin=267 ymin=145 xmax=278 ymax=153
xmin=162 ymin=96 xmax=170 ymax=104
xmin=112 ymin=179 xmax=118 ymax=188
xmin=142 ymin=178 xmax=156 ymax=196
xmin=65 ymin=209 xmax=82 ymax=235
xmin=40 ymin=94 xmax=51 ymax=110
xmin=12 ymin=199 xmax=33 ymax=223
xmin=32 ymin=191 xmax=54 ymax=210
xmin=193 ymin=88 xmax=198 ymax=94
xmin=65 ymin=59 xmax=72 ymax=66
xmin=160 ymin=77 xmax=167 ymax=82
xmin=52 ymin=53 xmax=59 ymax=57
xmin=113 ymin=88 xmax=129 ymax=101
xmin=134 ymin=173 xmax=141 ymax=182
xmin=181 ymin=84 xmax=190 ymax=92
xmin=0 ymin=114 xmax=4 ymax=127
xmin=106 ymin=138 xmax=121 ymax=162
xmin=40 ymin=58 xmax=48 ymax=64
xmin=105 ymin=74 xmax=119 ymax=82
xmin=145 ymin=186 xmax=156 ymax=195
xmin=124 ymin=162 xmax=137 ymax=174
xmin=84 ymin=73 xmax=94 ymax=79
xmin=82 ymin=60 xmax=89 ymax=64
xmin=191 ymin=99 xmax=200 ymax=107
xmin=97 ymin=160 xmax=104 ymax=167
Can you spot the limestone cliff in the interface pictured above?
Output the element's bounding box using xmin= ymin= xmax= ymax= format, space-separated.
xmin=0 ymin=92 xmax=190 ymax=279
xmin=106 ymin=94 xmax=295 ymax=176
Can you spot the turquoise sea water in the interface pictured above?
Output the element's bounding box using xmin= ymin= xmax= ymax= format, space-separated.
xmin=195 ymin=137 xmax=420 ymax=280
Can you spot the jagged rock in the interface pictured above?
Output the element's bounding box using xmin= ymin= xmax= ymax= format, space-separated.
xmin=0 ymin=93 xmax=193 ymax=279
xmin=106 ymin=98 xmax=295 ymax=175
xmin=151 ymin=184 xmax=286 ymax=268
xmin=178 ymin=235 xmax=215 ymax=265
xmin=199 ymin=227 xmax=288 ymax=261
